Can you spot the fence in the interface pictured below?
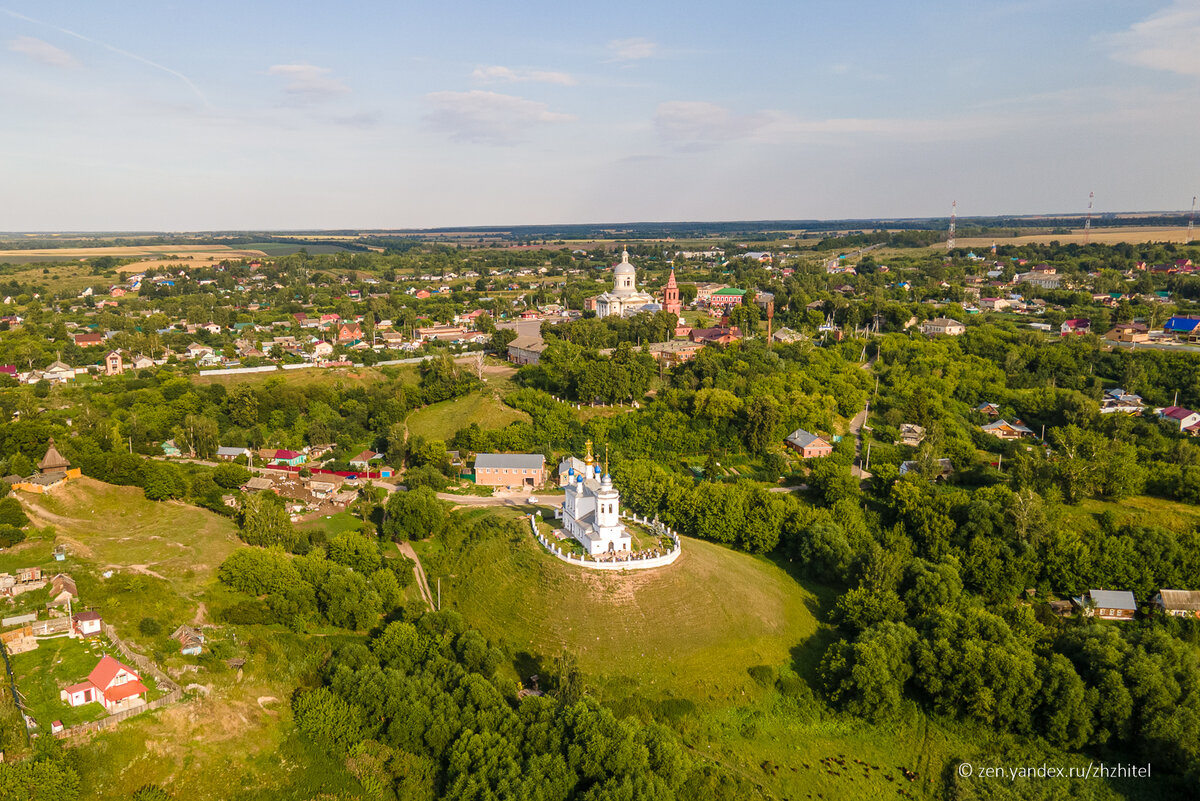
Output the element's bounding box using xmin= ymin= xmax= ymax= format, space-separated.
xmin=0 ymin=639 xmax=30 ymax=745
xmin=529 ymin=513 xmax=682 ymax=571
xmin=53 ymin=624 xmax=182 ymax=740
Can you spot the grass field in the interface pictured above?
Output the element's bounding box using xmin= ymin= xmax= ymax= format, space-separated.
xmin=405 ymin=390 xmax=529 ymax=442
xmin=1068 ymin=495 xmax=1200 ymax=532
xmin=416 ymin=511 xmax=825 ymax=705
xmin=16 ymin=478 xmax=243 ymax=641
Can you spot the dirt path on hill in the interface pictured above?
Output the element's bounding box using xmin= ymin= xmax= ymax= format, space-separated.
xmin=397 ymin=541 xmax=435 ymax=611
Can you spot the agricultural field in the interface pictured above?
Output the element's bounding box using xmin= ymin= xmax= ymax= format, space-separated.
xmin=0 ymin=244 xmax=267 ymax=266
xmin=949 ymin=226 xmax=1195 ymax=247
xmin=242 ymin=242 xmax=352 ymax=256
xmin=190 ymin=364 xmax=400 ymax=389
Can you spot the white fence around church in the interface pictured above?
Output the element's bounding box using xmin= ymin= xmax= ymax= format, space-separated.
xmin=528 ymin=512 xmax=681 ymax=571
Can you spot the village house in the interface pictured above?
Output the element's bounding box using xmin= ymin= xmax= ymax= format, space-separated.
xmin=1060 ymin=318 xmax=1090 ymax=336
xmin=1164 ymin=315 xmax=1200 ymax=342
xmin=1077 ymin=589 xmax=1137 ymax=621
xmin=982 ymin=419 xmax=1034 ymax=440
xmin=978 ymin=297 xmax=1011 ymax=312
xmin=1105 ymin=323 xmax=1149 ymax=344
xmin=216 ymin=446 xmax=250 ymax=461
xmin=48 ymin=573 xmax=78 ymax=607
xmin=184 ymin=342 xmax=213 ymax=360
xmin=349 ymin=450 xmax=377 ymax=470
xmin=1158 ymin=405 xmax=1200 ymax=433
xmin=473 ymin=453 xmax=546 ymax=489
xmin=898 ymin=424 xmax=926 ymax=447
xmin=1101 ymin=389 xmax=1144 ymax=415
xmin=73 ymin=610 xmax=103 ymax=636
xmin=73 ymin=332 xmax=104 ymax=348
xmin=921 ymin=317 xmax=965 ymax=336
xmin=61 ymin=654 xmax=148 ymax=712
xmin=42 ymin=360 xmax=76 ymax=384
xmin=507 ymin=335 xmax=546 ymax=366
xmin=1152 ymin=589 xmax=1200 ymax=618
xmin=336 ymin=322 xmax=363 ymax=343
xmin=171 ymin=625 xmax=205 ymax=655
xmin=975 ymin=401 xmax=1001 ymax=416
xmin=785 ymin=429 xmax=833 ymax=459
xmin=104 ymin=350 xmax=124 ymax=376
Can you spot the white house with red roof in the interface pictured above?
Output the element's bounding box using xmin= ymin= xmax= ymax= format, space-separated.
xmin=1060 ymin=318 xmax=1090 ymax=335
xmin=60 ymin=655 xmax=148 ymax=713
xmin=1159 ymin=406 xmax=1200 ymax=432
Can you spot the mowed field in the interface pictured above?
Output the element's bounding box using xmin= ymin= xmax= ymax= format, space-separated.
xmin=949 ymin=226 xmax=1195 ymax=247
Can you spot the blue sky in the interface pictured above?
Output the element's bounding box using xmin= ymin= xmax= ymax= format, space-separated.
xmin=2 ymin=1 xmax=1198 ymax=230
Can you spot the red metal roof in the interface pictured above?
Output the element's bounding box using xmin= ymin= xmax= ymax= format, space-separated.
xmin=88 ymin=654 xmax=137 ymax=689
xmin=103 ymin=680 xmax=148 ymax=702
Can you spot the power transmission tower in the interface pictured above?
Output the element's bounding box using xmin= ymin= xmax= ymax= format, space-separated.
xmin=1084 ymin=191 xmax=1094 ymax=243
xmin=1189 ymin=196 xmax=1196 ymax=242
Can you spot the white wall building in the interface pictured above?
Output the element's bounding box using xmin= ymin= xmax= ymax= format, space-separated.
xmin=559 ymin=443 xmax=632 ymax=555
xmin=595 ymin=249 xmax=656 ymax=318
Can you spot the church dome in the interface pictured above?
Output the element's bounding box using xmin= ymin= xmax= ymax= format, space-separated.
xmin=614 ymin=249 xmax=635 ymax=276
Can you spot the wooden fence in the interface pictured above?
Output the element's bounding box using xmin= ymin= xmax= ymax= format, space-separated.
xmin=53 ymin=624 xmax=182 ymax=740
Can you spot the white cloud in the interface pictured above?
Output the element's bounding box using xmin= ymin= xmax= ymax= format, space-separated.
xmin=425 ymin=90 xmax=575 ymax=145
xmin=654 ymin=100 xmax=1013 ymax=150
xmin=9 ymin=36 xmax=78 ymax=68
xmin=607 ymin=37 xmax=657 ymax=61
xmin=1103 ymin=1 xmax=1200 ymax=77
xmin=268 ymin=64 xmax=349 ymax=98
xmin=471 ymin=65 xmax=576 ymax=86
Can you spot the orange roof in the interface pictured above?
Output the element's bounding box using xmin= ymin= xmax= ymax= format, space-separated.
xmin=103 ymin=680 xmax=148 ymax=702
xmin=88 ymin=654 xmax=139 ymax=689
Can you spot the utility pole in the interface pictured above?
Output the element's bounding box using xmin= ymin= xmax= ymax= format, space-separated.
xmin=437 ymin=578 xmax=441 ymax=611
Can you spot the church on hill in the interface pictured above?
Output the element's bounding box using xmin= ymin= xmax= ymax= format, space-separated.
xmin=558 ymin=441 xmax=632 ymax=556
xmin=595 ymin=249 xmax=657 ymax=319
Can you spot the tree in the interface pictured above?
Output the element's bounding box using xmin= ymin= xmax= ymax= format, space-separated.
xmin=237 ymin=492 xmax=297 ymax=548
xmin=0 ymin=498 xmax=28 ymax=529
xmin=489 ymin=328 xmax=517 ymax=353
xmin=227 ymin=385 xmax=259 ymax=427
xmin=384 ymin=487 xmax=447 ymax=541
xmin=328 ymin=531 xmax=381 ymax=574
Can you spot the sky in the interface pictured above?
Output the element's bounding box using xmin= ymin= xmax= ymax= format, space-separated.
xmin=1 ymin=0 xmax=1199 ymax=230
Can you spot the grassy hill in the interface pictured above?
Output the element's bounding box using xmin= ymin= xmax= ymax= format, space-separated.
xmin=405 ymin=390 xmax=529 ymax=442
xmin=416 ymin=508 xmax=1171 ymax=801
xmin=416 ymin=508 xmax=825 ymax=706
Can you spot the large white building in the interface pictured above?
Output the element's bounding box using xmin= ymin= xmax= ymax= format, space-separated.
xmin=595 ymin=249 xmax=657 ymax=318
xmin=559 ymin=442 xmax=632 ymax=555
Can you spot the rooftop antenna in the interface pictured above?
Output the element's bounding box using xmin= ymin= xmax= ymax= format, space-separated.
xmin=947 ymin=201 xmax=957 ymax=250
xmin=1189 ymin=196 xmax=1196 ymax=242
xmin=1084 ymin=191 xmax=1094 ymax=244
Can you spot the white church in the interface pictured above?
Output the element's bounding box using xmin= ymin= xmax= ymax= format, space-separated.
xmin=595 ymin=249 xmax=658 ymax=318
xmin=558 ymin=442 xmax=632 ymax=555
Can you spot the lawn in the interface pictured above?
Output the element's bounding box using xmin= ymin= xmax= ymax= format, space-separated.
xmin=405 ymin=389 xmax=529 ymax=441
xmin=11 ymin=635 xmax=122 ymax=730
